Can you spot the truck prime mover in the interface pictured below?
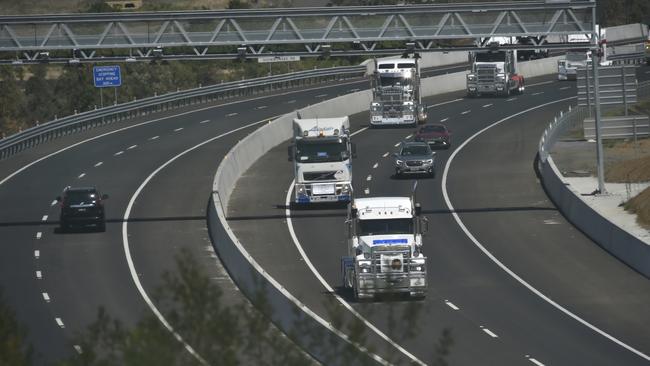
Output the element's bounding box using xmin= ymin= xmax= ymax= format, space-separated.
xmin=466 ymin=48 xmax=525 ymax=97
xmin=342 ymin=196 xmax=428 ymax=301
xmin=369 ymin=57 xmax=427 ymax=127
xmin=289 ymin=117 xmax=354 ymax=204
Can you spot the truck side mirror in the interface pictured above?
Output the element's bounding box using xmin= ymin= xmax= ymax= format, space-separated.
xmin=351 ymin=143 xmax=357 ymax=159
xmin=421 ymin=216 xmax=429 ymax=235
xmin=414 ymin=203 xmax=422 ymax=216
xmin=350 ymin=207 xmax=358 ymax=218
xmin=287 ymin=145 xmax=294 ymax=162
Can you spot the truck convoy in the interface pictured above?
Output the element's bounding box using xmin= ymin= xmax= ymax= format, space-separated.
xmin=341 ymin=196 xmax=428 ymax=300
xmin=369 ymin=57 xmax=427 ymax=127
xmin=289 ymin=117 xmax=354 ymax=204
xmin=466 ymin=49 xmax=525 ymax=97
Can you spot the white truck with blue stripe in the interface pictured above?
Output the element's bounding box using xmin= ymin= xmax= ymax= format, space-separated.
xmin=342 ymin=197 xmax=428 ymax=300
xmin=289 ymin=117 xmax=354 ymax=204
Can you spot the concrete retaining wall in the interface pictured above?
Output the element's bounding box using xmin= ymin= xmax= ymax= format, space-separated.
xmin=208 ymin=56 xmax=564 ymax=363
xmin=540 ymin=156 xmax=650 ymax=278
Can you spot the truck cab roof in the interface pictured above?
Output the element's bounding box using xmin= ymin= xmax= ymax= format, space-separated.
xmin=353 ymin=197 xmax=413 ymax=220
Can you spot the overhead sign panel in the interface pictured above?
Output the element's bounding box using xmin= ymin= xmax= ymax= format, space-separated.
xmin=93 ymin=65 xmax=122 ymax=88
xmin=258 ymin=55 xmax=300 ymax=63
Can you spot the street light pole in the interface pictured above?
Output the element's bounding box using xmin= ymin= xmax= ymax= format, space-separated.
xmin=592 ymin=49 xmax=606 ymax=194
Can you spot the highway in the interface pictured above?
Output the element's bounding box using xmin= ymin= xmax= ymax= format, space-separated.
xmin=0 ymin=63 xmax=649 ymax=365
xmin=228 ymin=71 xmax=650 ymax=365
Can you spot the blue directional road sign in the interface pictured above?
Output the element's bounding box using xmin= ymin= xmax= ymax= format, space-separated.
xmin=93 ymin=65 xmax=122 ymax=88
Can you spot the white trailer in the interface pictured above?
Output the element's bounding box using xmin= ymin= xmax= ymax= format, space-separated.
xmin=289 ymin=117 xmax=354 ymax=204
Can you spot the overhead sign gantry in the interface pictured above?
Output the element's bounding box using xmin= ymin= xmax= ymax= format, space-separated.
xmin=0 ymin=1 xmax=597 ymax=64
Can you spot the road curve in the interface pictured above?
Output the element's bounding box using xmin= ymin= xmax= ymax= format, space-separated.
xmin=227 ymin=71 xmax=650 ymax=365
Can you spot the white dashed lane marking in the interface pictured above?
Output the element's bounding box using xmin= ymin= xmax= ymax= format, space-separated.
xmin=445 ymin=300 xmax=460 ymax=310
xmin=461 ymin=110 xmax=471 ymax=115
xmin=405 ymin=134 xmax=413 ymax=139
xmin=174 ymin=127 xmax=184 ymax=132
xmin=94 ymin=162 xmax=103 ymax=167
xmin=36 ymin=271 xmax=42 ymax=279
xmin=287 ymin=100 xmax=296 ymax=104
xmin=199 ymin=119 xmax=211 ymax=124
xmin=73 ymin=345 xmax=83 ymax=354
xmin=506 ymin=97 xmax=517 ymax=102
xmin=42 ymin=293 xmax=50 ymax=302
xmin=393 ymin=142 xmax=400 ymax=147
xmin=36 ymin=232 xmax=42 ymax=239
xmin=41 ymin=215 xmax=48 ymax=221
xmin=366 ymin=175 xmax=372 ymax=181
xmin=559 ymin=86 xmax=571 ymax=90
xmin=382 ymin=152 xmax=389 ymax=158
xmin=127 ymin=145 xmax=137 ymax=150
xmin=480 ymin=326 xmax=499 ymax=338
xmin=226 ymin=112 xmax=238 ymax=117
xmin=364 ymin=188 xmax=370 ymax=195
xmin=315 ymin=94 xmax=328 ymax=98
xmin=440 ymin=118 xmax=449 ymax=122
xmin=55 ymin=318 xmax=65 ymax=328
xmin=78 ymin=173 xmax=85 ymax=179
xmin=373 ymin=163 xmax=379 ymax=169
xmin=526 ymin=356 xmax=545 ymax=366
xmin=51 ymin=200 xmax=58 ymax=206
xmin=114 ymin=151 xmax=124 ymax=156
xmin=482 ymin=104 xmax=493 ymax=108
xmin=255 ymin=106 xmax=267 ymax=110
xmin=149 ymin=136 xmax=159 ymax=140
xmin=532 ymin=92 xmax=544 ymax=96
xmin=34 ymin=250 xmax=40 ymax=259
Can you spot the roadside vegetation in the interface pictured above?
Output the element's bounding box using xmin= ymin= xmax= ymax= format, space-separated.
xmin=0 ymin=249 xmax=453 ymax=366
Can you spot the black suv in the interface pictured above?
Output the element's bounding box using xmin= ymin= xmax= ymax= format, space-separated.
xmin=56 ymin=187 xmax=108 ymax=232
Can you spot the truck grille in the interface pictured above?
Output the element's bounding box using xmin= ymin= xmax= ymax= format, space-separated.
xmin=477 ymin=65 xmax=496 ymax=83
xmin=303 ymin=171 xmax=337 ymax=181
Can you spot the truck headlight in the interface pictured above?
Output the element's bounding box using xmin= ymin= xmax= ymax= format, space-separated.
xmin=496 ymin=73 xmax=505 ymax=82
xmin=395 ymin=159 xmax=404 ymax=166
xmin=467 ymin=74 xmax=476 ymax=81
xmin=341 ymin=184 xmax=351 ymax=194
xmin=297 ymin=185 xmax=307 ymax=195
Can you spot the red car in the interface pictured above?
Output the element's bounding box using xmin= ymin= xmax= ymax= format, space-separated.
xmin=414 ymin=124 xmax=451 ymax=149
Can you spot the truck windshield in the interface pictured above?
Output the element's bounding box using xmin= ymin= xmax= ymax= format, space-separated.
xmin=379 ymin=75 xmax=412 ymax=87
xmin=475 ymin=52 xmax=505 ymax=62
xmin=296 ymin=138 xmax=349 ymax=163
xmin=359 ymin=218 xmax=413 ymax=236
xmin=566 ymin=52 xmax=588 ymax=62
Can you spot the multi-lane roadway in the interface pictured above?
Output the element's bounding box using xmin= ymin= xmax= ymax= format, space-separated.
xmin=1 ymin=64 xmax=649 ymax=365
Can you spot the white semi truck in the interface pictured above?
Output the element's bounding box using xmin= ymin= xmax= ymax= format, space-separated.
xmin=341 ymin=196 xmax=428 ymax=301
xmin=289 ymin=117 xmax=354 ymax=204
xmin=466 ymin=49 xmax=525 ymax=97
xmin=369 ymin=57 xmax=427 ymax=127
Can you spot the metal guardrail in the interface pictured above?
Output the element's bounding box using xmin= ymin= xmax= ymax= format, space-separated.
xmin=583 ymin=115 xmax=650 ymax=140
xmin=0 ymin=65 xmax=365 ymax=160
xmin=539 ymin=80 xmax=650 ymax=162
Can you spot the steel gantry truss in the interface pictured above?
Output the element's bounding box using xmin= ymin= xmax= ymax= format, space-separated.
xmin=0 ymin=1 xmax=597 ymax=64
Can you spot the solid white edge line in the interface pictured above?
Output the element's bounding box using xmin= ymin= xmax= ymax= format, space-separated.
xmin=441 ymin=96 xmax=650 ymax=362
xmin=285 ymin=180 xmax=425 ymax=366
xmin=122 ymin=117 xmax=277 ymax=365
xmin=0 ymin=79 xmax=364 ymax=188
